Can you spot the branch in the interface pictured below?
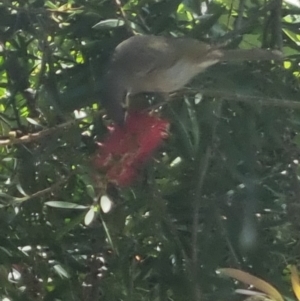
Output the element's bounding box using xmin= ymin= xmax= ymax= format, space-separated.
xmin=1 ymin=177 xmax=69 ymax=205
xmin=235 ymin=0 xmax=246 ymax=32
xmin=2 ymin=89 xmax=298 ymax=148
xmin=0 ymin=111 xmax=101 ymax=147
xmin=198 ymin=89 xmax=300 ymax=109
xmin=273 ymin=0 xmax=283 ymax=51
xmin=191 ymin=147 xmax=211 ymax=301
xmin=18 ymin=179 xmax=67 ymax=203
xmin=0 ymin=118 xmax=78 ymax=146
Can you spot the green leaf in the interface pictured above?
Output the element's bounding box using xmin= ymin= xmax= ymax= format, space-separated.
xmin=45 ymin=201 xmax=88 ymax=209
xmin=53 ymin=264 xmax=70 ymax=279
xmin=100 ymin=195 xmax=113 ymax=213
xmin=93 ymin=19 xmax=125 ymax=30
xmin=218 ymin=268 xmax=284 ymax=301
xmin=84 ymin=207 xmax=95 ymax=225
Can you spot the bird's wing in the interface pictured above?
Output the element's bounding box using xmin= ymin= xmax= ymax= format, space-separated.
xmin=111 ymin=35 xmax=191 ymax=76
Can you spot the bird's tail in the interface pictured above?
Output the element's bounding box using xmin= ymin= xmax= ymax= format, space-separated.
xmin=208 ymin=48 xmax=283 ymax=62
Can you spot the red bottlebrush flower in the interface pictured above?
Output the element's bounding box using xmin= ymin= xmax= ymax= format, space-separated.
xmin=93 ymin=112 xmax=169 ymax=186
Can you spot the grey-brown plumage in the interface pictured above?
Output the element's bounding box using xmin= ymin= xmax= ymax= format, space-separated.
xmin=101 ymin=35 xmax=282 ymax=125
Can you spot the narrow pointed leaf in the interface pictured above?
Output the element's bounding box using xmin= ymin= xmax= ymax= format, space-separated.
xmin=218 ymin=268 xmax=284 ymax=301
xmin=290 ymin=266 xmax=300 ymax=301
xmin=93 ymin=19 xmax=125 ymax=29
xmin=45 ymin=201 xmax=88 ymax=209
xmin=235 ymin=289 xmax=267 ymax=296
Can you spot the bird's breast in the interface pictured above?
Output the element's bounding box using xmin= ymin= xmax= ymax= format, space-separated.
xmin=129 ymin=58 xmax=219 ymax=94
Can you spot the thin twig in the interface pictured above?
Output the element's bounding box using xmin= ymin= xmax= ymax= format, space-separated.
xmin=148 ymin=89 xmax=300 ymax=112
xmin=191 ymin=147 xmax=211 ymax=301
xmin=151 ymin=186 xmax=191 ymax=264
xmin=114 ymin=0 xmax=137 ymax=35
xmin=191 ymin=151 xmax=212 ymax=266
xmin=0 ymin=119 xmax=77 ymax=146
xmin=0 ymin=111 xmax=101 ymax=147
xmin=191 ymin=102 xmax=222 ymax=301
xmin=198 ymin=89 xmax=300 ymax=109
xmin=273 ymin=0 xmax=283 ymax=50
xmin=11 ymin=177 xmax=68 ymax=204
xmin=212 ymin=197 xmax=241 ymax=267
xmin=235 ymin=0 xmax=246 ymax=32
xmin=219 ymin=0 xmax=278 ymax=43
xmin=151 ymin=175 xmax=204 ymax=298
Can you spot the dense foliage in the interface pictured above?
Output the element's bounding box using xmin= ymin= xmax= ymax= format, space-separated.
xmin=0 ymin=0 xmax=300 ymax=300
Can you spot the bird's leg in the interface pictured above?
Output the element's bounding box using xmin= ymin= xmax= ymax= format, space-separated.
xmin=124 ymin=92 xmax=130 ymax=121
xmin=146 ymin=92 xmax=171 ymax=112
xmin=128 ymin=92 xmax=154 ymax=114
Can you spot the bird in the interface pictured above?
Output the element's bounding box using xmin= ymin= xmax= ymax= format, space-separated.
xmin=101 ymin=35 xmax=282 ymax=125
